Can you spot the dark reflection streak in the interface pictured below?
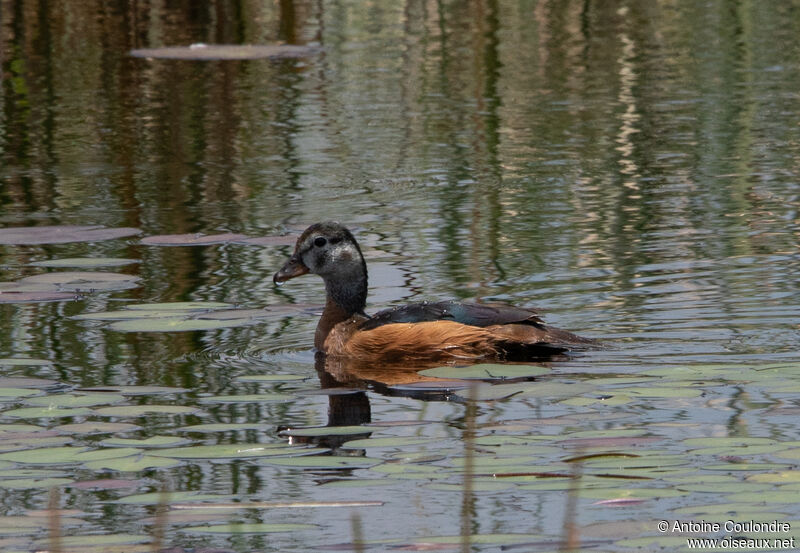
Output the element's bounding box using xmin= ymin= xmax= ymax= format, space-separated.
xmin=278 ymin=0 xmax=297 ymax=44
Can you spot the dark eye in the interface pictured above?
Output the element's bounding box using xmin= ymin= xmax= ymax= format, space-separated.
xmin=314 ymin=236 xmax=327 ymax=248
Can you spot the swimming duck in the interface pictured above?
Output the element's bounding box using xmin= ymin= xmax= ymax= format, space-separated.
xmin=273 ymin=222 xmax=594 ymax=362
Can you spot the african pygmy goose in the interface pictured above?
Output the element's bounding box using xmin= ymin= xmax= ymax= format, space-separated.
xmin=274 ymin=222 xmax=594 ymax=363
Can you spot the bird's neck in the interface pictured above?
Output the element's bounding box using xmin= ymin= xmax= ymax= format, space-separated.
xmin=315 ymin=270 xmax=368 ymax=351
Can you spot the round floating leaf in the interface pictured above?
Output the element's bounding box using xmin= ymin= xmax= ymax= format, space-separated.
xmin=384 ymin=534 xmax=543 ymax=546
xmin=35 ymin=534 xmax=151 ymax=547
xmin=0 ymin=290 xmax=77 ymax=303
xmin=0 ymin=225 xmax=142 ymax=245
xmin=29 ymin=258 xmax=139 ymax=268
xmin=78 ymin=385 xmax=189 ymax=396
xmin=94 ymin=404 xmax=201 ymax=417
xmin=0 ymin=376 xmax=59 ymax=390
xmin=24 ymin=393 xmax=126 ymax=408
xmin=139 ymin=233 xmax=248 ymax=246
xmin=83 ymin=455 xmax=182 ymax=472
xmin=619 ymin=386 xmax=704 ymax=398
xmin=53 ymin=421 xmax=140 ymax=434
xmin=3 ymin=406 xmax=94 ymax=418
xmin=109 ymin=317 xmax=253 ymax=332
xmin=124 ymin=301 xmax=233 ymax=311
xmin=0 ymin=477 xmax=73 ymax=489
xmin=278 ymin=426 xmax=372 ymax=438
xmin=703 ymin=463 xmax=790 ymax=471
xmin=21 ymin=271 xmax=140 ymax=285
xmin=115 ymin=490 xmax=231 ymax=505
xmin=183 ymin=522 xmax=317 ymax=534
xmin=775 ymin=448 xmax=800 ymax=460
xmin=0 ymin=424 xmax=44 ymax=433
xmin=148 ymin=443 xmax=325 ymax=459
xmin=747 ymin=471 xmax=800 ymax=483
xmin=177 ymin=423 xmax=268 ymax=433
xmin=130 ymin=44 xmax=317 ymax=60
xmin=427 ymin=481 xmax=514 ymax=492
xmin=197 ymin=393 xmax=293 ymax=404
xmin=419 ymin=363 xmax=549 ymax=380
xmin=0 ymin=446 xmax=90 ymax=464
xmin=260 ymin=455 xmax=383 ymax=470
xmin=100 ymin=436 xmax=189 ymax=448
xmin=235 ymin=374 xmax=308 ymax=382
xmin=0 ymin=388 xmax=41 ymax=400
xmin=342 ymin=437 xmax=435 ymax=448
xmin=74 ymin=310 xmax=186 ymax=321
xmin=0 ymin=358 xmax=52 ymax=367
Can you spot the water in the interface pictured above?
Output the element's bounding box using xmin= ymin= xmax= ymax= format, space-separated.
xmin=1 ymin=1 xmax=800 ymax=551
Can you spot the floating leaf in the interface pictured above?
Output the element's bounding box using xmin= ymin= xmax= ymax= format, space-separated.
xmin=419 ymin=363 xmax=549 ymax=380
xmin=53 ymin=421 xmax=140 ymax=434
xmin=236 ymin=374 xmax=308 ymax=382
xmin=197 ymin=393 xmax=293 ymax=403
xmin=2 ymin=406 xmax=94 ymax=418
xmin=0 ymin=376 xmax=59 ymax=389
xmin=100 ymin=436 xmax=190 ymax=448
xmin=342 ymin=437 xmax=435 ymax=448
xmin=0 ymin=477 xmax=74 ymax=489
xmin=260 ymin=455 xmax=383 ymax=470
xmin=109 ymin=317 xmax=253 ymax=332
xmin=140 ymin=233 xmax=248 ymax=246
xmin=0 ymin=290 xmax=77 ymax=303
xmin=183 ymin=522 xmax=317 ymax=534
xmin=0 ymin=358 xmax=52 ymax=366
xmin=115 ymin=490 xmax=231 ymax=505
xmin=148 ymin=443 xmax=328 ymax=460
xmin=77 ymin=385 xmax=189 ymax=395
xmin=83 ymin=455 xmax=182 ymax=471
xmin=0 ymin=388 xmax=41 ymax=400
xmin=124 ymin=301 xmax=233 ymax=311
xmin=177 ymin=423 xmax=268 ymax=433
xmin=29 ymin=258 xmax=139 ymax=268
xmin=94 ymin=404 xmax=201 ymax=417
xmin=0 ymin=446 xmax=90 ymax=464
xmin=0 ymin=225 xmax=141 ymax=245
xmin=278 ymin=426 xmax=372 ymax=437
xmin=130 ymin=44 xmax=317 ymax=60
xmin=24 ymin=393 xmax=125 ymax=408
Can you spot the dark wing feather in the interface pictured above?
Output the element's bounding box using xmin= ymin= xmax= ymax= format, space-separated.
xmin=359 ymin=301 xmax=544 ymax=331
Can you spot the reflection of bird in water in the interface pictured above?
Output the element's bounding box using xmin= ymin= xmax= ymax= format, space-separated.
xmin=274 ymin=222 xmax=595 ymax=367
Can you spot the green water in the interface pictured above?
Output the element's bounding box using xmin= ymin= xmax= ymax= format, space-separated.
xmin=1 ymin=1 xmax=799 ymax=551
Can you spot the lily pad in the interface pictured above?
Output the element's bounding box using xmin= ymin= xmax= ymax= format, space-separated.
xmin=115 ymin=491 xmax=231 ymax=505
xmin=94 ymin=404 xmax=202 ymax=417
xmin=260 ymin=455 xmax=383 ymax=470
xmin=109 ymin=317 xmax=253 ymax=332
xmin=130 ymin=44 xmax=317 ymax=60
xmin=183 ymin=522 xmax=317 ymax=534
xmin=0 ymin=388 xmax=41 ymax=400
xmin=0 ymin=358 xmax=53 ymax=366
xmin=419 ymin=363 xmax=549 ymax=380
xmin=278 ymin=425 xmax=372 ymax=437
xmin=29 ymin=258 xmax=139 ymax=268
xmin=0 ymin=225 xmax=142 ymax=245
xmin=53 ymin=421 xmax=141 ymax=434
xmin=235 ymin=374 xmax=308 ymax=382
xmin=77 ymin=385 xmax=189 ymax=395
xmin=100 ymin=436 xmax=190 ymax=448
xmin=2 ymin=406 xmax=94 ymax=418
xmin=23 ymin=393 xmax=126 ymax=408
xmin=0 ymin=477 xmax=74 ymax=489
xmin=139 ymin=233 xmax=248 ymax=246
xmin=0 ymin=290 xmax=77 ymax=303
xmin=83 ymin=455 xmax=182 ymax=471
xmin=197 ymin=393 xmax=293 ymax=403
xmin=124 ymin=301 xmax=233 ymax=311
xmin=177 ymin=423 xmax=269 ymax=433
xmin=342 ymin=437 xmax=435 ymax=448
xmin=148 ymin=443 xmax=328 ymax=459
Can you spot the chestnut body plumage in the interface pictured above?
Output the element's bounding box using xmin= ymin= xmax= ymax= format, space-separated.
xmin=274 ymin=222 xmax=594 ymax=362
